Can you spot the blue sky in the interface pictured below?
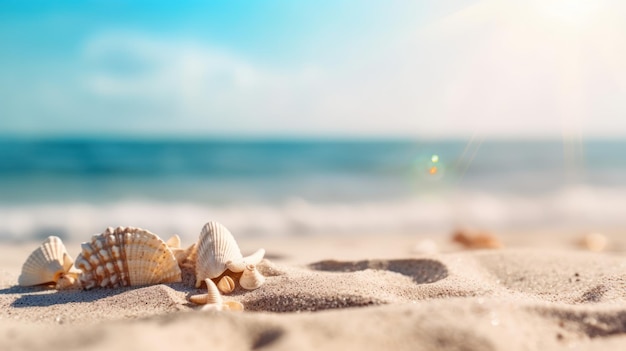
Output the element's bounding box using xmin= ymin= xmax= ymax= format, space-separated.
xmin=1 ymin=0 xmax=625 ymax=138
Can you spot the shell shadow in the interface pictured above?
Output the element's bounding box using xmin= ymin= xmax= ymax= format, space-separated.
xmin=308 ymin=258 xmax=448 ymax=284
xmin=7 ymin=287 xmax=134 ymax=307
xmin=0 ymin=285 xmax=40 ymax=295
xmin=6 ymin=282 xmax=185 ymax=308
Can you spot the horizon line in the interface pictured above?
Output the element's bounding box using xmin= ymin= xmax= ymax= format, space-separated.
xmin=0 ymin=133 xmax=624 ymax=143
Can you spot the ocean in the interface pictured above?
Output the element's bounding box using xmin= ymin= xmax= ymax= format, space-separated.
xmin=1 ymin=138 xmax=625 ymax=241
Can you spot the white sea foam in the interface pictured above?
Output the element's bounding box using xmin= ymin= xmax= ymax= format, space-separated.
xmin=2 ymin=185 xmax=626 ymax=242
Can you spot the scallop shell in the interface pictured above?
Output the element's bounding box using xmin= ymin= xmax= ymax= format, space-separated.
xmin=74 ymin=226 xmax=182 ymax=289
xmin=195 ymin=221 xmax=244 ymax=287
xmin=239 ymin=264 xmax=266 ymax=290
xmin=18 ymin=236 xmax=75 ymax=287
xmin=191 ymin=278 xmax=244 ymax=312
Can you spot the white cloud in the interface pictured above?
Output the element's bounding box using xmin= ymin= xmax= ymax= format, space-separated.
xmin=80 ymin=32 xmax=328 ymax=134
xmin=48 ymin=3 xmax=626 ymax=137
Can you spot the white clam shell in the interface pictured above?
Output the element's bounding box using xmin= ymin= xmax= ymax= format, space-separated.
xmin=239 ymin=264 xmax=266 ymax=290
xmin=74 ymin=226 xmax=182 ymax=289
xmin=18 ymin=236 xmax=74 ymax=287
xmin=195 ymin=221 xmax=243 ymax=287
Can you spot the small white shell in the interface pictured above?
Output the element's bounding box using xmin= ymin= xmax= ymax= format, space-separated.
xmin=195 ymin=222 xmax=243 ymax=287
xmin=239 ymin=264 xmax=266 ymax=290
xmin=166 ymin=234 xmax=196 ymax=265
xmin=75 ymin=226 xmax=182 ymax=289
xmin=226 ymin=248 xmax=266 ymax=273
xmin=171 ymin=243 xmax=196 ymax=266
xmin=165 ymin=234 xmax=181 ymax=249
xmin=18 ymin=236 xmax=74 ymax=287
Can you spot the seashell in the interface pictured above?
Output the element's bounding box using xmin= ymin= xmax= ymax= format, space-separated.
xmin=189 ymin=293 xmax=214 ymax=305
xmin=226 ymin=248 xmax=266 ymax=273
xmin=74 ymin=226 xmax=182 ymax=289
xmin=165 ymin=234 xmax=196 ymax=266
xmin=579 ymin=232 xmax=607 ymax=252
xmin=216 ymin=275 xmax=236 ymax=294
xmin=19 ymin=236 xmax=75 ymax=287
xmin=452 ymin=229 xmax=502 ymax=249
xmin=166 ymin=234 xmax=182 ymax=249
xmin=192 ymin=278 xmax=244 ymax=312
xmin=195 ymin=221 xmax=244 ymax=287
xmin=201 ymin=301 xmax=244 ymax=312
xmin=173 ymin=243 xmax=197 ymax=267
xmin=55 ymin=270 xmax=81 ymax=290
xmin=186 ymin=242 xmax=198 ymax=266
xmin=190 ymin=278 xmax=223 ymax=305
xmin=239 ymin=264 xmax=265 ymax=290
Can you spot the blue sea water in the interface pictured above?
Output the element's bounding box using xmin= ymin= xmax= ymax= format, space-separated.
xmin=1 ymin=138 xmax=625 ymax=241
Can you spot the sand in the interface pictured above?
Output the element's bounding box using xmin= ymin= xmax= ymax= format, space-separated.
xmin=2 ymin=230 xmax=626 ymax=350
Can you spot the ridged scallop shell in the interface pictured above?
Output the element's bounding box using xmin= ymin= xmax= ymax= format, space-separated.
xmin=75 ymin=226 xmax=182 ymax=289
xmin=239 ymin=264 xmax=266 ymax=290
xmin=195 ymin=221 xmax=244 ymax=287
xmin=18 ymin=236 xmax=75 ymax=287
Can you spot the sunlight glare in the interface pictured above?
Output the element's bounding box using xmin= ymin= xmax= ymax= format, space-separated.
xmin=532 ymin=0 xmax=599 ymax=27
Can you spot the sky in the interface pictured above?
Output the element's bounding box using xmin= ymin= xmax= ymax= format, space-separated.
xmin=1 ymin=0 xmax=626 ymax=139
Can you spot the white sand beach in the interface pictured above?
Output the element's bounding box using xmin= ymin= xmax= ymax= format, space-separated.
xmin=2 ymin=230 xmax=626 ymax=351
